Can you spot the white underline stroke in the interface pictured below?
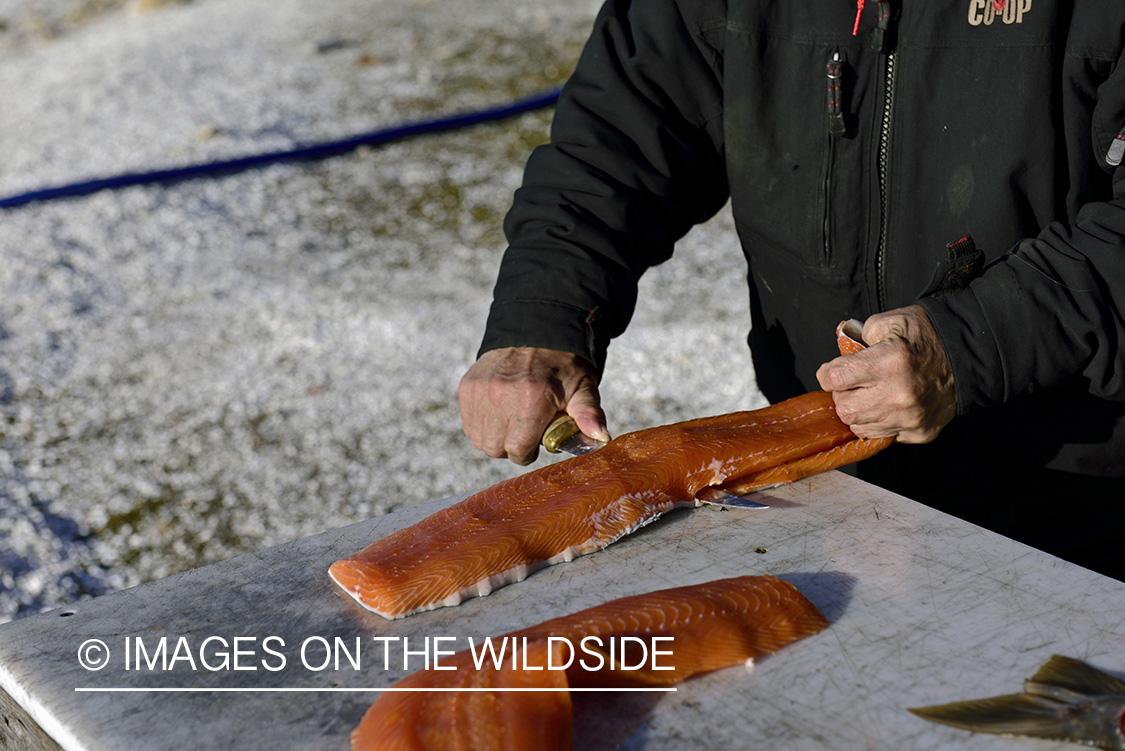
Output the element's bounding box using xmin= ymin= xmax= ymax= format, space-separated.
xmin=75 ymin=687 xmax=677 ymax=693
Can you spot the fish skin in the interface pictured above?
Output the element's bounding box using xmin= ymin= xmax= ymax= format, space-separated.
xmin=835 ymin=319 xmax=867 ymax=355
xmin=330 ymin=390 xmax=864 ymax=619
xmin=910 ymin=655 xmax=1125 ymax=751
xmin=351 ymin=575 xmax=829 ymax=751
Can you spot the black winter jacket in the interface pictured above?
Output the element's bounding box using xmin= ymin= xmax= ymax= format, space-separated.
xmin=480 ymin=0 xmax=1125 ymax=484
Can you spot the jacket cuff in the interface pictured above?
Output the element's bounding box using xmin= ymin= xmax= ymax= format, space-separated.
xmin=917 ymin=272 xmax=1015 ymax=415
xmin=478 ymin=299 xmax=607 ymax=373
xmin=918 ymin=246 xmax=1095 ymax=415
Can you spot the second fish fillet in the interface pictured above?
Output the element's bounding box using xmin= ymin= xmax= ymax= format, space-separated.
xmin=351 ymin=575 xmax=829 ymax=751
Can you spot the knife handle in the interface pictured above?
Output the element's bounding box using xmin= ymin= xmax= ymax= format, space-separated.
xmin=542 ymin=413 xmax=581 ymax=454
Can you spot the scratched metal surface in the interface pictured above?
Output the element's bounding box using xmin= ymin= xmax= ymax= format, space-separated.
xmin=1 ymin=470 xmax=1123 ymax=750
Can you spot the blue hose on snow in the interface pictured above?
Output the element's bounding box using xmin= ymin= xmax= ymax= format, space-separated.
xmin=0 ymin=87 xmax=562 ymax=210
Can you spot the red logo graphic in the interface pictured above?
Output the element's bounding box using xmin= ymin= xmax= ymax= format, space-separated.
xmin=992 ymin=0 xmax=1006 ymax=10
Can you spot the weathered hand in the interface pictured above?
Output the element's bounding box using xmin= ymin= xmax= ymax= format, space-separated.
xmin=458 ymin=347 xmax=610 ymax=465
xmin=815 ymin=305 xmax=956 ymax=444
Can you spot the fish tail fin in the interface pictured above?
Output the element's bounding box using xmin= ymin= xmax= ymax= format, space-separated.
xmin=1025 ymin=654 xmax=1125 ymax=699
xmin=908 ymin=693 xmax=1074 ymax=736
xmin=910 ymin=656 xmax=1125 ymax=750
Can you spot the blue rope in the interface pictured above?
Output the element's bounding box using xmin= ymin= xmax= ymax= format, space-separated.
xmin=0 ymin=87 xmax=562 ymax=210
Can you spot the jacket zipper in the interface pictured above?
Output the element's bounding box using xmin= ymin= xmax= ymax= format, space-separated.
xmin=875 ymin=49 xmax=896 ymax=310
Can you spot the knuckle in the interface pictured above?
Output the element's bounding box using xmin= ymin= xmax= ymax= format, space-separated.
xmin=826 ymin=366 xmax=851 ymax=391
xmin=506 ymin=445 xmax=536 ymax=465
xmin=482 ymin=445 xmax=507 ymax=459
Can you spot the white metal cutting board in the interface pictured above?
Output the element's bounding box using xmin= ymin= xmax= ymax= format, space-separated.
xmin=1 ymin=469 xmax=1123 ymax=750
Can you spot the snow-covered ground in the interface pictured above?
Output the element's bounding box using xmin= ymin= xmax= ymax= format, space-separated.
xmin=0 ymin=0 xmax=761 ymax=622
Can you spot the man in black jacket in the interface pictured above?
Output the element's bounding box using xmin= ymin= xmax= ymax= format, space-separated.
xmin=459 ymin=0 xmax=1125 ymax=580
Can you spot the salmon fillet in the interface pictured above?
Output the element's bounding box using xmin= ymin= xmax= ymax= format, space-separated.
xmin=330 ymin=390 xmax=885 ymax=618
xmin=330 ymin=323 xmax=887 ymax=619
xmin=353 ymin=639 xmax=572 ymax=751
xmin=351 ymin=575 xmax=828 ymax=751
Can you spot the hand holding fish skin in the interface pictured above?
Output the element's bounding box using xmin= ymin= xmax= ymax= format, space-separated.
xmin=816 ymin=305 xmax=956 ymax=444
xmin=459 ymin=346 xmax=609 ymax=465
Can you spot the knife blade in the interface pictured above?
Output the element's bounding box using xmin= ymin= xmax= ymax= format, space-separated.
xmin=540 ymin=413 xmax=769 ymax=510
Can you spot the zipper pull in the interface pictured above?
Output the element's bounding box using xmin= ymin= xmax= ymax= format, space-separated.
xmin=826 ymin=52 xmax=847 ymax=138
xmin=1107 ymin=125 xmax=1125 ymax=167
xmin=870 ymin=1 xmax=891 ymax=53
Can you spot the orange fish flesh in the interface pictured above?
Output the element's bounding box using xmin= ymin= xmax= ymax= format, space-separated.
xmin=351 ymin=575 xmax=828 ymax=751
xmin=330 ymin=323 xmax=888 ymax=619
xmin=353 ymin=639 xmax=572 ymax=751
xmin=329 ymin=390 xmax=887 ymax=618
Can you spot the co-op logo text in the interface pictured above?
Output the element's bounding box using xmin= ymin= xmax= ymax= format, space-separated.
xmin=968 ymin=0 xmax=1031 ymax=26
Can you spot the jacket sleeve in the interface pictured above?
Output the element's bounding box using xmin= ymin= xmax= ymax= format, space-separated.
xmin=919 ymin=52 xmax=1125 ymax=411
xmin=920 ymin=200 xmax=1125 ymax=411
xmin=478 ymin=0 xmax=729 ymax=372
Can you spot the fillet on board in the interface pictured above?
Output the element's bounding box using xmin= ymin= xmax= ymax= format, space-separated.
xmin=352 ymin=575 xmax=830 ymax=751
